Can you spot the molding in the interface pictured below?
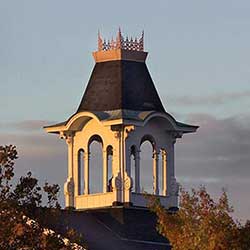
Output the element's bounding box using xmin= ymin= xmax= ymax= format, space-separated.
xmin=92 ymin=49 xmax=148 ymax=63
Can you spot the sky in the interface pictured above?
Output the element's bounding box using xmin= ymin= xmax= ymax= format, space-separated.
xmin=1 ymin=0 xmax=250 ymax=222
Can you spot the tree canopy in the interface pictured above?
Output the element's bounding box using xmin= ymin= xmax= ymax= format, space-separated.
xmin=148 ymin=187 xmax=250 ymax=250
xmin=0 ymin=145 xmax=86 ymax=250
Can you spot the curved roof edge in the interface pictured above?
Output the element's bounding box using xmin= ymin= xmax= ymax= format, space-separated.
xmin=44 ymin=109 xmax=198 ymax=134
xmin=140 ymin=111 xmax=198 ymax=133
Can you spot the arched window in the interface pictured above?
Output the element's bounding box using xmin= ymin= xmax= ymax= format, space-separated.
xmin=140 ymin=137 xmax=155 ymax=194
xmin=88 ymin=135 xmax=103 ymax=194
xmin=78 ymin=149 xmax=84 ymax=195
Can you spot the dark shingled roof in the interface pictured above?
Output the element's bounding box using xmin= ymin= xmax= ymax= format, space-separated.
xmin=77 ymin=60 xmax=166 ymax=113
xmin=53 ymin=208 xmax=171 ymax=250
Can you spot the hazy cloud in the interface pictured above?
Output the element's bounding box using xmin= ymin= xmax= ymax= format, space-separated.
xmin=0 ymin=132 xmax=67 ymax=206
xmin=0 ymin=120 xmax=55 ymax=132
xmin=175 ymin=113 xmax=250 ymax=221
xmin=176 ymin=113 xmax=250 ymax=178
xmin=168 ymin=90 xmax=250 ymax=106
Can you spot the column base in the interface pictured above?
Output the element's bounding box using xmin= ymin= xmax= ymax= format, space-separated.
xmin=112 ymin=201 xmax=123 ymax=206
xmin=65 ymin=206 xmax=75 ymax=211
xmin=124 ymin=202 xmax=133 ymax=208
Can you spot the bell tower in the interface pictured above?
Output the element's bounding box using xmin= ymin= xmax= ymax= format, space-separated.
xmin=44 ymin=29 xmax=198 ymax=209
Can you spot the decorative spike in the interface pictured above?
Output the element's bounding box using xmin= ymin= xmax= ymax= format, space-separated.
xmin=98 ymin=30 xmax=103 ymax=51
xmin=111 ymin=37 xmax=115 ymax=49
xmin=139 ymin=30 xmax=144 ymax=51
xmin=118 ymin=27 xmax=122 ymax=37
xmin=116 ymin=28 xmax=122 ymax=49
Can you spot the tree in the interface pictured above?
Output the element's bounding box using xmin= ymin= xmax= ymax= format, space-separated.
xmin=147 ymin=186 xmax=250 ymax=250
xmin=0 ymin=145 xmax=86 ymax=250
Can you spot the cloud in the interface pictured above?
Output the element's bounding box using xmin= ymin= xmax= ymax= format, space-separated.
xmin=176 ymin=113 xmax=250 ymax=178
xmin=0 ymin=132 xmax=67 ymax=206
xmin=168 ymin=90 xmax=250 ymax=106
xmin=175 ymin=113 xmax=250 ymax=221
xmin=0 ymin=120 xmax=56 ymax=132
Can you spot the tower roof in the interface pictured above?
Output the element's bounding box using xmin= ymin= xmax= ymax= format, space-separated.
xmin=77 ymin=29 xmax=165 ymax=114
xmin=77 ymin=60 xmax=165 ymax=113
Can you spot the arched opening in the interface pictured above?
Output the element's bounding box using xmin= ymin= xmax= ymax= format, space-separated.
xmin=88 ymin=135 xmax=103 ymax=194
xmin=107 ymin=145 xmax=113 ymax=192
xmin=140 ymin=137 xmax=155 ymax=194
xmin=130 ymin=145 xmax=136 ymax=192
xmin=78 ymin=149 xmax=84 ymax=195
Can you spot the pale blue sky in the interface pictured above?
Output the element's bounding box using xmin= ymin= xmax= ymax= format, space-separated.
xmin=1 ymin=0 xmax=250 ymax=121
xmin=1 ymin=1 xmax=250 ymax=221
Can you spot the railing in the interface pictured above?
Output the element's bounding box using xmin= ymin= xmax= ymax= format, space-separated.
xmin=131 ymin=192 xmax=177 ymax=208
xmin=75 ymin=192 xmax=115 ymax=209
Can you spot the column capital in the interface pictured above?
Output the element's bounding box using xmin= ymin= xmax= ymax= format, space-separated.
xmin=85 ymin=152 xmax=90 ymax=159
xmin=170 ymin=131 xmax=183 ymax=144
xmin=60 ymin=131 xmax=75 ymax=145
xmin=124 ymin=125 xmax=135 ymax=139
xmin=152 ymin=150 xmax=160 ymax=159
xmin=161 ymin=149 xmax=167 ymax=157
xmin=83 ymin=152 xmax=90 ymax=160
xmin=134 ymin=149 xmax=141 ymax=159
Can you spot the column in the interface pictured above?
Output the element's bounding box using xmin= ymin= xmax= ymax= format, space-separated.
xmin=103 ymin=150 xmax=108 ymax=193
xmin=135 ymin=149 xmax=140 ymax=193
xmin=162 ymin=150 xmax=167 ymax=196
xmin=63 ymin=132 xmax=75 ymax=208
xmin=67 ymin=136 xmax=74 ymax=179
xmin=84 ymin=152 xmax=90 ymax=195
xmin=153 ymin=150 xmax=159 ymax=195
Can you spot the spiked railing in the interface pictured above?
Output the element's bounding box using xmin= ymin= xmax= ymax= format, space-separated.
xmin=98 ymin=28 xmax=144 ymax=52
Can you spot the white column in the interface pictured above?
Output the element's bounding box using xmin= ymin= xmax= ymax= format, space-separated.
xmin=162 ymin=150 xmax=167 ymax=196
xmin=63 ymin=132 xmax=75 ymax=208
xmin=153 ymin=151 xmax=159 ymax=195
xmin=135 ymin=149 xmax=140 ymax=193
xmin=103 ymin=150 xmax=108 ymax=193
xmin=84 ymin=152 xmax=90 ymax=195
xmin=67 ymin=136 xmax=74 ymax=179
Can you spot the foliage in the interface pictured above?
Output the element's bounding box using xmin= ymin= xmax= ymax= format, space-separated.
xmin=147 ymin=186 xmax=250 ymax=250
xmin=0 ymin=145 xmax=86 ymax=250
xmin=43 ymin=181 xmax=61 ymax=208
